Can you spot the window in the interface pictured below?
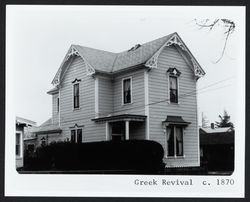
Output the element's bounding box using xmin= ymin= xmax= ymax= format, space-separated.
xmin=71 ymin=128 xmax=82 ymax=143
xmin=16 ymin=133 xmax=21 ymax=156
xmin=111 ymin=122 xmax=125 ymax=141
xmin=166 ymin=125 xmax=183 ymax=157
xmin=41 ymin=137 xmax=47 ymax=147
xmin=27 ymin=144 xmax=35 ymax=153
xmin=57 ymin=97 xmax=60 ymax=112
xmin=123 ymin=78 xmax=131 ymax=104
xmin=169 ymin=76 xmax=178 ymax=103
xmin=73 ymin=83 xmax=80 ymax=109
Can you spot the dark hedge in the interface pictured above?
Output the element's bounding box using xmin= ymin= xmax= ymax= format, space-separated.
xmin=23 ymin=140 xmax=165 ymax=173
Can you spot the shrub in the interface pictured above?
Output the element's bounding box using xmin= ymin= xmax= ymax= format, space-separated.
xmin=23 ymin=140 xmax=164 ymax=173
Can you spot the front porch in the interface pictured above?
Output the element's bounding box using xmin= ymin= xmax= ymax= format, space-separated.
xmin=92 ymin=114 xmax=147 ymax=141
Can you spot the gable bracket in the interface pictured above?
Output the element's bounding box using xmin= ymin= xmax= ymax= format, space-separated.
xmin=52 ymin=68 xmax=62 ymax=86
xmin=165 ymin=35 xmax=187 ymax=52
xmin=145 ymin=34 xmax=188 ymax=69
xmin=145 ymin=33 xmax=205 ymax=78
xmin=52 ymin=46 xmax=79 ymax=86
xmin=66 ymin=47 xmax=79 ymax=61
xmin=72 ymin=45 xmax=96 ymax=76
xmin=82 ymin=59 xmax=96 ymax=76
xmin=52 ymin=45 xmax=96 ymax=85
xmin=190 ymin=58 xmax=204 ymax=78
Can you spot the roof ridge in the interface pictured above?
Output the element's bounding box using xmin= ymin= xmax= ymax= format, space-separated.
xmin=76 ymin=33 xmax=176 ymax=55
xmin=111 ymin=54 xmax=119 ymax=72
xmin=116 ymin=33 xmax=175 ymax=54
xmin=54 ymin=32 xmax=203 ymax=78
xmin=75 ymin=44 xmax=116 ymax=55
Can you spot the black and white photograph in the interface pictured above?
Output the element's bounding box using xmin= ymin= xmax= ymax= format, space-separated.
xmin=5 ymin=5 xmax=245 ymax=197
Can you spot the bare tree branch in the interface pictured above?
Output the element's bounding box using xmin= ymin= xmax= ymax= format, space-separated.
xmin=194 ymin=19 xmax=235 ymax=63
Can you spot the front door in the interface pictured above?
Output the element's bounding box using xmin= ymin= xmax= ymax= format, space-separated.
xmin=111 ymin=121 xmax=125 ymax=141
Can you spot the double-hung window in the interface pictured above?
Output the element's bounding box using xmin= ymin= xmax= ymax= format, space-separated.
xmin=16 ymin=132 xmax=21 ymax=156
xmin=167 ymin=67 xmax=180 ymax=104
xmin=123 ymin=78 xmax=132 ymax=104
xmin=57 ymin=97 xmax=60 ymax=113
xmin=73 ymin=83 xmax=80 ymax=109
xmin=71 ymin=128 xmax=82 ymax=143
xmin=166 ymin=125 xmax=183 ymax=157
xmin=169 ymin=76 xmax=178 ymax=103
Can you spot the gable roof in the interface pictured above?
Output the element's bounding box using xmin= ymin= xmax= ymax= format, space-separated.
xmin=75 ymin=45 xmax=116 ymax=73
xmin=30 ymin=118 xmax=62 ymax=134
xmin=47 ymin=86 xmax=59 ymax=95
xmin=74 ymin=33 xmax=172 ymax=73
xmin=16 ymin=116 xmax=37 ymax=126
xmin=52 ymin=32 xmax=205 ymax=85
xmin=111 ymin=34 xmax=174 ymax=72
xmin=200 ymin=128 xmax=234 ymax=145
xmin=200 ymin=127 xmax=233 ymax=134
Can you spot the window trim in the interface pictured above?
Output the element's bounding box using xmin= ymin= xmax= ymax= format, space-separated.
xmin=169 ymin=75 xmax=179 ymax=104
xmin=165 ymin=125 xmax=185 ymax=158
xmin=122 ymin=76 xmax=133 ymax=105
xmin=57 ymin=97 xmax=60 ymax=113
xmin=70 ymin=128 xmax=83 ymax=143
xmin=72 ymin=82 xmax=80 ymax=110
xmin=16 ymin=132 xmax=22 ymax=158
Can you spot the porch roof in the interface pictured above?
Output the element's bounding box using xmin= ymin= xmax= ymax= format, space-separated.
xmin=30 ymin=118 xmax=62 ymax=135
xmin=162 ymin=116 xmax=191 ymax=126
xmin=92 ymin=114 xmax=147 ymax=123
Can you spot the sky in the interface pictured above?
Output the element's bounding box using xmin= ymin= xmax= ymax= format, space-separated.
xmin=6 ymin=6 xmax=245 ymax=126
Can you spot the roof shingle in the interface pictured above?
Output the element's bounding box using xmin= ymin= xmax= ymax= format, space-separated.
xmin=74 ymin=33 xmax=175 ymax=73
xmin=31 ymin=118 xmax=62 ymax=134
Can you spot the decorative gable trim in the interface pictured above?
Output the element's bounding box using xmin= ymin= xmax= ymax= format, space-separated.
xmin=165 ymin=35 xmax=187 ymax=51
xmin=83 ymin=60 xmax=96 ymax=76
xmin=72 ymin=78 xmax=82 ymax=83
xmin=145 ymin=33 xmax=205 ymax=78
xmin=190 ymin=58 xmax=204 ymax=78
xmin=52 ymin=45 xmax=96 ymax=86
xmin=167 ymin=67 xmax=181 ymax=77
xmin=66 ymin=47 xmax=79 ymax=60
xmin=69 ymin=123 xmax=84 ymax=129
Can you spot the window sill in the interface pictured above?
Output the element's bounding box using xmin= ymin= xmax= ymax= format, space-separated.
xmin=165 ymin=155 xmax=185 ymax=159
xmin=168 ymin=102 xmax=180 ymax=105
xmin=122 ymin=102 xmax=133 ymax=106
xmin=73 ymin=107 xmax=81 ymax=111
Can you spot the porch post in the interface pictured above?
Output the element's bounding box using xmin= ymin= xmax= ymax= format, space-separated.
xmin=105 ymin=122 xmax=110 ymax=140
xmin=125 ymin=120 xmax=129 ymax=140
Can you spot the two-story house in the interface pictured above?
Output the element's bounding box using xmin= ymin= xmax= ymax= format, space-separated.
xmin=33 ymin=32 xmax=205 ymax=168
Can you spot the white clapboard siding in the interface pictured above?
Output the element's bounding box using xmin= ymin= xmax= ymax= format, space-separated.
xmin=98 ymin=76 xmax=113 ymax=116
xmin=59 ymin=56 xmax=106 ymax=142
xmin=52 ymin=94 xmax=59 ymax=124
xmin=148 ymin=45 xmax=199 ymax=167
xmin=113 ymin=69 xmax=145 ymax=115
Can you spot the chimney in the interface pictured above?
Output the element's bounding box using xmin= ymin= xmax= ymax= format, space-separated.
xmin=211 ymin=123 xmax=215 ymax=129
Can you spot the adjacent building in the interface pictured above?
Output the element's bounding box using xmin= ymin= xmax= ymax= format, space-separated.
xmin=200 ymin=124 xmax=234 ymax=173
xmin=16 ymin=116 xmax=36 ymax=168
